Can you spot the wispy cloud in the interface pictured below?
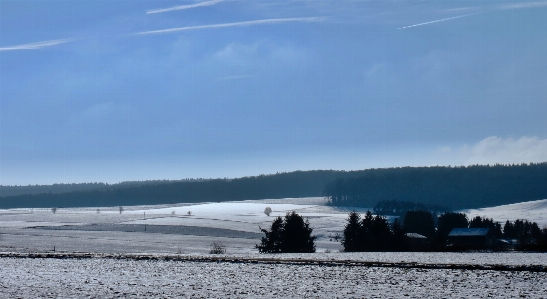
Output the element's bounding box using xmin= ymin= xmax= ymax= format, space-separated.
xmin=499 ymin=1 xmax=547 ymax=10
xmin=398 ymin=13 xmax=476 ymax=29
xmin=133 ymin=17 xmax=324 ymax=35
xmin=0 ymin=39 xmax=71 ymax=51
xmin=147 ymin=0 xmax=225 ymax=14
xmin=215 ymin=75 xmax=253 ymax=81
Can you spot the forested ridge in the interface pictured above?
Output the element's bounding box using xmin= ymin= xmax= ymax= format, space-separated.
xmin=323 ymin=163 xmax=547 ymax=209
xmin=2 ymin=163 xmax=546 ymax=209
xmin=0 ymin=170 xmax=365 ymax=208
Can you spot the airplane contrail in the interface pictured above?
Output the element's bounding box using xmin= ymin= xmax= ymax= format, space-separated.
xmin=0 ymin=39 xmax=71 ymax=51
xmin=133 ymin=17 xmax=324 ymax=35
xmin=147 ymin=0 xmax=225 ymax=14
xmin=398 ymin=13 xmax=476 ymax=29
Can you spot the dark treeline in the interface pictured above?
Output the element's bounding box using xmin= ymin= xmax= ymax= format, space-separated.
xmin=324 ymin=163 xmax=547 ymax=209
xmin=373 ymin=200 xmax=450 ymax=216
xmin=342 ymin=211 xmax=547 ymax=252
xmin=0 ymin=170 xmax=368 ymax=209
xmin=0 ymin=179 xmax=207 ymax=197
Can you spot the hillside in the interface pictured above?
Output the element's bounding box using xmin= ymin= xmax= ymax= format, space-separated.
xmin=2 ymin=163 xmax=547 ymax=209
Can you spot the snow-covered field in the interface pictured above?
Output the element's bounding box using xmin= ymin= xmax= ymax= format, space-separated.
xmin=464 ymin=198 xmax=547 ymax=227
xmin=1 ymin=197 xmax=547 ymax=298
xmin=1 ymin=257 xmax=546 ymax=298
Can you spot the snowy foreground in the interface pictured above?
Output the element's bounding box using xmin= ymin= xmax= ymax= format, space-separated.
xmin=1 ymin=255 xmax=546 ymax=299
xmin=1 ymin=197 xmax=547 ymax=298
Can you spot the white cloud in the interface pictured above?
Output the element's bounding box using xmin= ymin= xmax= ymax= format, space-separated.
xmin=0 ymin=39 xmax=71 ymax=51
xmin=133 ymin=17 xmax=324 ymax=35
xmin=147 ymin=0 xmax=225 ymax=14
xmin=499 ymin=1 xmax=547 ymax=10
xmin=398 ymin=13 xmax=476 ymax=29
xmin=442 ymin=136 xmax=547 ymax=166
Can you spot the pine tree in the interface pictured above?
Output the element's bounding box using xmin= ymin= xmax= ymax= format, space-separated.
xmin=256 ymin=212 xmax=316 ymax=253
xmin=342 ymin=211 xmax=361 ymax=252
xmin=279 ymin=211 xmax=316 ymax=253
xmin=256 ymin=216 xmax=283 ymax=253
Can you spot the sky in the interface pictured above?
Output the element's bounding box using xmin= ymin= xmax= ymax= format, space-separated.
xmin=1 ymin=0 xmax=547 ymax=185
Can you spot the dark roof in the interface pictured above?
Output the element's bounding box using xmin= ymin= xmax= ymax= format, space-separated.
xmin=448 ymin=228 xmax=490 ymax=237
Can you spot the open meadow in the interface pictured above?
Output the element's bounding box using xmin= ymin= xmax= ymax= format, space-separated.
xmin=1 ymin=198 xmax=547 ymax=298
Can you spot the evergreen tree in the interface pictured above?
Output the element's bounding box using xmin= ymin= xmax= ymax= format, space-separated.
xmin=256 ymin=217 xmax=283 ymax=253
xmin=279 ymin=211 xmax=316 ymax=253
xmin=403 ymin=210 xmax=436 ymax=238
xmin=342 ymin=211 xmax=361 ymax=252
xmin=359 ymin=211 xmax=375 ymax=251
xmin=389 ymin=218 xmax=407 ymax=251
xmin=437 ymin=212 xmax=469 ymax=241
xmin=256 ymin=212 xmax=316 ymax=253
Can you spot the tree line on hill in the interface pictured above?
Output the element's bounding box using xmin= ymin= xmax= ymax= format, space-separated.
xmin=341 ymin=210 xmax=547 ymax=252
xmin=2 ymin=163 xmax=547 ymax=209
xmin=323 ymin=163 xmax=547 ymax=209
xmin=0 ymin=170 xmax=367 ymax=209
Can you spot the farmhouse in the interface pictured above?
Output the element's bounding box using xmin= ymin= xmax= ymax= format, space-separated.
xmin=447 ymin=228 xmax=496 ymax=250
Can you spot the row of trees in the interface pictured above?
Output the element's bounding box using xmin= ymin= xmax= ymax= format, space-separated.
xmin=1 ymin=170 xmax=367 ymax=209
xmin=324 ymin=163 xmax=547 ymax=209
xmin=342 ymin=210 xmax=547 ymax=251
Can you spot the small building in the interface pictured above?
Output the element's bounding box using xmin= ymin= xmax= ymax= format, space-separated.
xmin=447 ymin=228 xmax=495 ymax=250
xmin=405 ymin=232 xmax=428 ymax=251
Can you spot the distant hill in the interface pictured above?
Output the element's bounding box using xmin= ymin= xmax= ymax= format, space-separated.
xmin=323 ymin=163 xmax=547 ymax=209
xmin=2 ymin=164 xmax=546 ymax=209
xmin=0 ymin=170 xmax=365 ymax=209
xmin=0 ymin=179 xmax=207 ymax=197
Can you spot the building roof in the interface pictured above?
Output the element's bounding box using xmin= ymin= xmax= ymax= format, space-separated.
xmin=405 ymin=233 xmax=427 ymax=239
xmin=448 ymin=228 xmax=490 ymax=237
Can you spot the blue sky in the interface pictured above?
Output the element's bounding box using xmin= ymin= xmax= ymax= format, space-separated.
xmin=1 ymin=0 xmax=547 ymax=185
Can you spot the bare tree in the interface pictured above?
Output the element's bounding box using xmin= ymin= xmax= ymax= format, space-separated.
xmin=119 ymin=206 xmax=124 ymax=214
xmin=187 ymin=211 xmax=192 ymax=216
xmin=51 ymin=207 xmax=57 ymax=214
xmin=264 ymin=207 xmax=272 ymax=216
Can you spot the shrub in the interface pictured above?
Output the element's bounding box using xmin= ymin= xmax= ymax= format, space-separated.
xmin=264 ymin=207 xmax=272 ymax=216
xmin=209 ymin=242 xmax=226 ymax=254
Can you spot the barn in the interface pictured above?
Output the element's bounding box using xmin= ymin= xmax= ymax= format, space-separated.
xmin=446 ymin=228 xmax=496 ymax=250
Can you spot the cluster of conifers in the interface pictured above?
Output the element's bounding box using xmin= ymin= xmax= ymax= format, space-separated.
xmin=257 ymin=210 xmax=547 ymax=253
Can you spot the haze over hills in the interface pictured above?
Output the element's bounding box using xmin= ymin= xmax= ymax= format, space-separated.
xmin=1 ymin=163 xmax=546 ymax=210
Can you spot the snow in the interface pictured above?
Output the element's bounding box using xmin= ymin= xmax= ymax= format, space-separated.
xmin=2 ymin=197 xmax=547 ymax=297
xmin=463 ymin=199 xmax=547 ymax=227
xmin=1 ymin=257 xmax=545 ymax=298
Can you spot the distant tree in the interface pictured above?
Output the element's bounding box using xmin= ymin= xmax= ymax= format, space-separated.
xmin=403 ymin=210 xmax=435 ymax=239
xmin=256 ymin=212 xmax=316 ymax=253
xmin=51 ymin=207 xmax=57 ymax=214
xmin=359 ymin=211 xmax=375 ymax=251
xmin=342 ymin=212 xmax=361 ymax=252
xmin=279 ymin=212 xmax=316 ymax=253
xmin=437 ymin=212 xmax=469 ymax=242
xmin=256 ymin=217 xmax=283 ymax=253
xmin=119 ymin=206 xmax=124 ymax=214
xmin=390 ymin=218 xmax=407 ymax=251
xmin=264 ymin=207 xmax=272 ymax=217
xmin=370 ymin=214 xmax=392 ymax=251
xmin=469 ymin=216 xmax=502 ymax=238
